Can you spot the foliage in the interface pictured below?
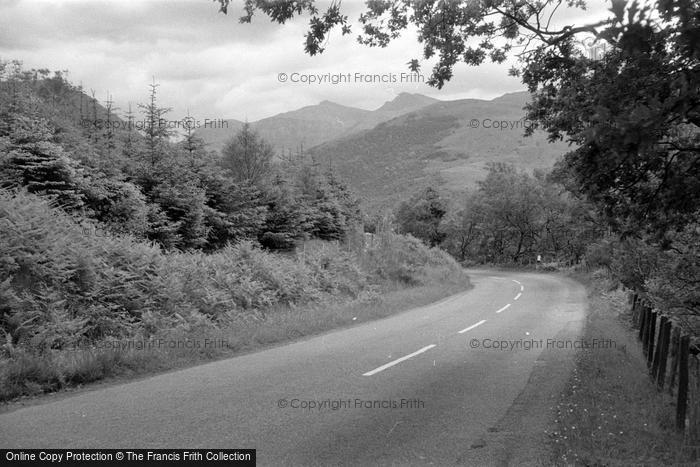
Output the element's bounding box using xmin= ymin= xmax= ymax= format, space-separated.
xmin=527 ymin=3 xmax=700 ymax=238
xmin=0 ymin=59 xmax=365 ymax=252
xmin=214 ymin=0 xmax=613 ymax=88
xmin=363 ymin=230 xmax=468 ymax=286
xmin=439 ymin=164 xmax=602 ymax=264
xmin=0 ymin=190 xmax=463 ymax=359
xmin=395 ymin=187 xmax=447 ymax=247
xmin=220 ymin=122 xmax=274 ymax=186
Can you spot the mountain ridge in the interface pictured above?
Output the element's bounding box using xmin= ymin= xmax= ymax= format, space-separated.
xmin=196 ymin=90 xmax=572 ymax=212
xmin=305 ymin=91 xmax=571 ymax=211
xmin=194 ymin=92 xmax=440 ymax=154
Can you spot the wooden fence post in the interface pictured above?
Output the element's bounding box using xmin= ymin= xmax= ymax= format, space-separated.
xmin=655 ymin=319 xmax=672 ymax=389
xmin=640 ymin=305 xmax=649 ymax=349
xmin=677 ymin=334 xmax=690 ymax=432
xmin=669 ymin=327 xmax=681 ymax=396
xmin=689 ymin=354 xmax=700 ymax=447
xmin=647 ymin=311 xmax=657 ymax=367
xmin=631 ymin=294 xmax=640 ymax=327
xmin=652 ymin=316 xmax=667 ymax=378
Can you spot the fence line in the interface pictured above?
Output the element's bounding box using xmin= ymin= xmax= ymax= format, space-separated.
xmin=630 ymin=293 xmax=699 ymax=443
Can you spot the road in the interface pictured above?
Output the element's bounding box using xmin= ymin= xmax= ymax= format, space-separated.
xmin=0 ymin=270 xmax=587 ymax=466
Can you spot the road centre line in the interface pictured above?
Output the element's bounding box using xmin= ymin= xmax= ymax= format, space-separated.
xmin=458 ymin=319 xmax=487 ymax=334
xmin=495 ymin=304 xmax=511 ymax=314
xmin=363 ymin=345 xmax=437 ymax=376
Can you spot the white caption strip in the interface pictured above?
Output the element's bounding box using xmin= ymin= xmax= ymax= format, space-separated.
xmin=458 ymin=319 xmax=487 ymax=334
xmin=363 ymin=344 xmax=436 ymax=376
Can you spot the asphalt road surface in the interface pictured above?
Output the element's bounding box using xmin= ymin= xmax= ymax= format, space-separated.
xmin=0 ymin=270 xmax=588 ymax=466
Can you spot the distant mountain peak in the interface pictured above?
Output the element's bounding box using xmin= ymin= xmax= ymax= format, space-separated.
xmin=318 ymin=99 xmax=348 ymax=108
xmin=376 ymin=93 xmax=439 ymax=113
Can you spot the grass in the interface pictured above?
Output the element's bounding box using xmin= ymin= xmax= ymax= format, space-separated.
xmin=0 ymin=279 xmax=470 ymax=403
xmin=548 ymin=269 xmax=695 ymax=466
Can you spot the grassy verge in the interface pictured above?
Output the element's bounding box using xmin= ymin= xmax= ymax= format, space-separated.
xmin=0 ymin=279 xmax=469 ymax=404
xmin=549 ymin=269 xmax=693 ymax=465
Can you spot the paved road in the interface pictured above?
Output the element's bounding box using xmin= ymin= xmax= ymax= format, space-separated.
xmin=0 ymin=270 xmax=587 ymax=465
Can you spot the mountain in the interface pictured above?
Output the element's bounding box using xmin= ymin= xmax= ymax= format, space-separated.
xmin=194 ymin=93 xmax=439 ymax=154
xmin=375 ymin=92 xmax=438 ymax=113
xmin=307 ymin=91 xmax=572 ymax=212
xmin=198 ymin=91 xmax=572 ymax=212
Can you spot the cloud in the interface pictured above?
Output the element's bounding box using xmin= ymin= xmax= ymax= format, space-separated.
xmin=0 ymin=0 xmax=612 ymax=122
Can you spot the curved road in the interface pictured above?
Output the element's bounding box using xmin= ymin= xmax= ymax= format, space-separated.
xmin=0 ymin=270 xmax=587 ymax=465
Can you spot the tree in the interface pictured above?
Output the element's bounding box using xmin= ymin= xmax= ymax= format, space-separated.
xmin=525 ymin=3 xmax=700 ymax=238
xmin=220 ymin=123 xmax=274 ymax=186
xmin=215 ymin=0 xmax=616 ymax=88
xmin=440 ymin=165 xmax=602 ymax=264
xmin=440 ymin=193 xmax=483 ymax=261
xmin=138 ymin=79 xmax=172 ymax=168
xmin=395 ymin=187 xmax=447 ymax=247
xmin=198 ymin=167 xmax=267 ymax=250
xmin=180 ymin=111 xmax=210 ymax=172
xmin=258 ymin=174 xmax=309 ymax=250
xmin=0 ymin=114 xmax=85 ymax=212
xmin=147 ymin=181 xmax=209 ymax=250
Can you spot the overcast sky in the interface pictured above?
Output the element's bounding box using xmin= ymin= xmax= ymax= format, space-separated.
xmin=0 ymin=0 xmax=611 ymax=122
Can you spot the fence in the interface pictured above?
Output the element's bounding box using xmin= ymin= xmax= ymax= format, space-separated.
xmin=630 ymin=293 xmax=700 ymax=446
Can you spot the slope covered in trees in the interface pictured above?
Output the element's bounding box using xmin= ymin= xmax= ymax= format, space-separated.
xmin=0 ymin=59 xmax=470 ymax=399
xmin=0 ymin=60 xmax=362 ymax=252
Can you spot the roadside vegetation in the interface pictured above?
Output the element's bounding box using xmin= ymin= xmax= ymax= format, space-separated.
xmin=549 ymin=269 xmax=694 ymax=465
xmin=0 ymin=190 xmax=469 ymax=401
xmin=394 ymin=165 xmax=604 ymax=266
xmin=0 ymin=62 xmax=470 ymax=402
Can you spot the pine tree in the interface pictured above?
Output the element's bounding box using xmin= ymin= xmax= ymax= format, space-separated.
xmin=101 ymin=93 xmax=117 ymax=160
xmin=137 ymin=78 xmax=172 ymax=168
xmin=181 ymin=110 xmax=209 ymax=172
xmin=122 ymin=102 xmax=137 ymax=160
xmin=0 ymin=115 xmax=84 ymax=211
xmin=259 ymin=174 xmax=308 ymax=250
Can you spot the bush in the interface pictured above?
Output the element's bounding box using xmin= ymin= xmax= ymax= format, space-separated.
xmin=0 ymin=190 xmax=377 ymax=353
xmin=363 ymin=231 xmax=469 ymax=286
xmin=0 ymin=190 xmax=471 ymax=400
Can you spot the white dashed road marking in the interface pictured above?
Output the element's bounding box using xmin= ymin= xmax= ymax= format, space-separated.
xmin=363 ymin=345 xmax=436 ymax=376
xmin=368 ymin=276 xmax=525 ymax=376
xmin=495 ymin=304 xmax=511 ymax=314
xmin=458 ymin=319 xmax=487 ymax=334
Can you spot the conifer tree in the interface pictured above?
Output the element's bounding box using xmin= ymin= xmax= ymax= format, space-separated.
xmin=138 ymin=78 xmax=172 ymax=169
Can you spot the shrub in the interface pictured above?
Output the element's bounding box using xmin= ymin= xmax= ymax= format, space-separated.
xmin=0 ymin=190 xmax=472 ymax=400
xmin=364 ymin=231 xmax=469 ymax=286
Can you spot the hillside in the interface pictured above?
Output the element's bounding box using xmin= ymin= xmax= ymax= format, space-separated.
xmin=195 ymin=93 xmax=439 ymax=154
xmin=308 ymin=91 xmax=572 ymax=211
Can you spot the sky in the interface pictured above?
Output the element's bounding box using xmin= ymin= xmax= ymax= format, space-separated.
xmin=0 ymin=0 xmax=611 ymax=123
